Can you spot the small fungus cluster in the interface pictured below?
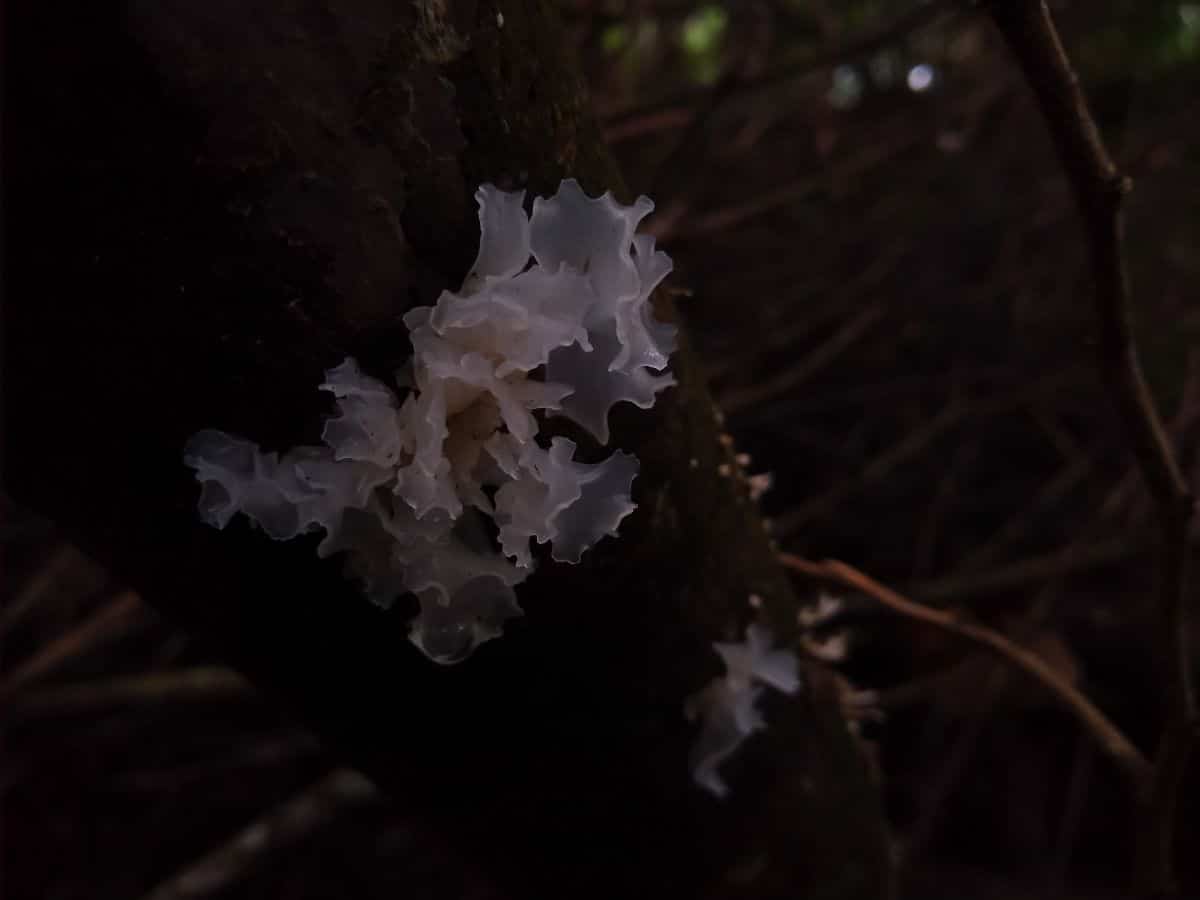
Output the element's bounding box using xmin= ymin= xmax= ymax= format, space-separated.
xmin=686 ymin=623 xmax=800 ymax=797
xmin=184 ymin=180 xmax=676 ymax=663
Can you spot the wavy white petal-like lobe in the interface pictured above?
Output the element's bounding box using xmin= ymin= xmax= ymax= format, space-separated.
xmin=491 ymin=438 xmax=639 ymax=567
xmin=410 ymin=579 xmax=524 ymax=664
xmin=464 ymin=184 xmax=530 ymax=287
xmin=613 ymin=235 xmax=677 ymax=373
xmin=410 ymin=327 xmax=568 ymax=443
xmin=714 ymin=622 xmax=801 ymax=695
xmin=550 ymin=447 xmax=638 ymax=564
xmin=183 ymin=430 xmax=392 ymax=552
xmin=319 ymin=359 xmax=406 ymax=467
xmin=547 ymin=322 xmax=675 ymax=444
xmin=530 ymin=179 xmax=653 ymax=307
xmin=493 ymin=439 xmax=585 ymax=567
xmin=432 ymin=266 xmax=594 ymax=375
xmin=686 ymin=679 xmax=766 ymax=799
xmin=688 ymin=625 xmax=801 ymax=798
xmin=184 ymin=430 xmax=306 ymax=537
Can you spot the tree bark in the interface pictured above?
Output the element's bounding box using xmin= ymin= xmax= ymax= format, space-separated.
xmin=2 ymin=1 xmax=890 ymax=897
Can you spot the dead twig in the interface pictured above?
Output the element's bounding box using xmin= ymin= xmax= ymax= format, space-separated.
xmin=911 ymin=535 xmax=1137 ymax=603
xmin=912 ymin=440 xmax=980 ymax=578
xmin=987 ymin=2 xmax=1195 ymax=895
xmin=605 ymin=0 xmax=957 ymax=144
xmin=718 ymin=302 xmax=888 ymax=415
xmin=779 ymin=554 xmax=1152 ymax=784
xmin=0 ymin=542 xmax=86 ymax=639
xmin=139 ymin=768 xmax=377 ymax=900
xmin=896 ymin=662 xmax=1004 ymax=868
xmin=774 ymin=369 xmax=1087 ymax=538
xmin=952 ymin=452 xmax=1092 ymax=574
xmin=1049 ymin=730 xmax=1095 ymax=895
xmin=6 ymin=666 xmax=252 ymax=721
xmin=0 ymin=589 xmax=143 ymax=703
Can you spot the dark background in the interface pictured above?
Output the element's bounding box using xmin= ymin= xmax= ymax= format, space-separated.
xmin=3 ymin=1 xmax=1198 ymax=897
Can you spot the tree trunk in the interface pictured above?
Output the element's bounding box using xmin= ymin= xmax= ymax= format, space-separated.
xmin=3 ymin=1 xmax=890 ymax=897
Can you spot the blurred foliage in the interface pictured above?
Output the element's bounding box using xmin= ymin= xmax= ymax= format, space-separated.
xmin=679 ymin=4 xmax=728 ymax=84
xmin=601 ymin=22 xmax=630 ymax=54
xmin=679 ymin=3 xmax=727 ymax=55
xmin=1078 ymin=1 xmax=1200 ymax=77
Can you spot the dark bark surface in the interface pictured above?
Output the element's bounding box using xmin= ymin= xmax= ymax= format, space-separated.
xmin=2 ymin=1 xmax=889 ymax=897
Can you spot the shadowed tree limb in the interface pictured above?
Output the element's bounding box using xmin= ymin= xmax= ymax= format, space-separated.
xmin=986 ymin=2 xmax=1195 ymax=896
xmin=606 ymin=0 xmax=958 ymax=145
xmin=780 ymin=554 xmax=1152 ymax=783
xmin=140 ymin=769 xmax=379 ymax=900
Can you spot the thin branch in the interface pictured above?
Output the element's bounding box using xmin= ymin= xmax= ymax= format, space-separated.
xmin=647 ymin=1 xmax=956 ymax=233
xmin=895 ymin=662 xmax=1001 ymax=866
xmin=952 ymin=453 xmax=1092 ymax=573
xmin=772 ymin=368 xmax=1087 ymax=538
xmin=1050 ymin=729 xmax=1096 ymax=895
xmin=6 ymin=666 xmax=252 ymax=721
xmin=779 ymin=554 xmax=1152 ymax=784
xmin=773 ymin=396 xmax=969 ymax=538
xmin=911 ymin=535 xmax=1137 ymax=603
xmin=605 ymin=0 xmax=957 ymax=143
xmin=0 ymin=589 xmax=143 ymax=702
xmin=0 ymin=542 xmax=88 ymax=639
xmin=140 ymin=768 xmax=378 ymax=900
xmin=719 ymin=302 xmax=887 ymax=415
xmin=987 ymin=2 xmax=1195 ymax=895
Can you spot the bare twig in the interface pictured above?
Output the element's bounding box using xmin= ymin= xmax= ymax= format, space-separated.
xmin=952 ymin=453 xmax=1092 ymax=573
xmin=605 ymin=0 xmax=957 ymax=144
xmin=0 ymin=542 xmax=86 ymax=639
xmin=648 ymin=4 xmax=772 ymax=236
xmin=912 ymin=440 xmax=980 ymax=578
xmin=779 ymin=554 xmax=1152 ymax=783
xmin=140 ymin=769 xmax=377 ymax=900
xmin=114 ymin=734 xmax=320 ymax=792
xmin=773 ymin=368 xmax=1087 ymax=538
xmin=911 ymin=535 xmax=1137 ymax=603
xmin=773 ymin=395 xmax=969 ymax=537
xmin=896 ymin=662 xmax=1003 ymax=867
xmin=6 ymin=666 xmax=252 ymax=721
xmin=664 ymin=137 xmax=908 ymax=239
xmin=648 ymin=1 xmax=957 ymax=234
xmin=0 ymin=589 xmax=142 ymax=702
xmin=1050 ymin=731 xmax=1096 ymax=894
xmin=719 ymin=302 xmax=887 ymax=414
xmin=987 ymin=2 xmax=1195 ymax=895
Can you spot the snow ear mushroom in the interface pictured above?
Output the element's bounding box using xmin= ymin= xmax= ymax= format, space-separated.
xmin=184 ymin=180 xmax=676 ymax=663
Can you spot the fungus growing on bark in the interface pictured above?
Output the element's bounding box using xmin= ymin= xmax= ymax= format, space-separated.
xmin=185 ymin=181 xmax=676 ymax=663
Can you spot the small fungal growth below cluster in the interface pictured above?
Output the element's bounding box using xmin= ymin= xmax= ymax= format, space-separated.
xmin=686 ymin=623 xmax=800 ymax=797
xmin=184 ymin=180 xmax=677 ymax=664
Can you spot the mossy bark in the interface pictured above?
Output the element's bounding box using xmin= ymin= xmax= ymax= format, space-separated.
xmin=3 ymin=1 xmax=890 ymax=897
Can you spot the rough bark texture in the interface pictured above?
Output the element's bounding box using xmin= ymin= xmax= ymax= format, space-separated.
xmin=3 ymin=1 xmax=890 ymax=897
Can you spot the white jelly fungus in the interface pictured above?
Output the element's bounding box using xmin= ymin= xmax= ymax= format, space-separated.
xmin=184 ymin=180 xmax=676 ymax=663
xmin=685 ymin=623 xmax=800 ymax=797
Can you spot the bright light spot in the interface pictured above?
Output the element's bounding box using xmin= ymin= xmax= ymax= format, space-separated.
xmin=828 ymin=64 xmax=863 ymax=109
xmin=907 ymin=63 xmax=934 ymax=92
xmin=1181 ymin=4 xmax=1200 ymax=29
